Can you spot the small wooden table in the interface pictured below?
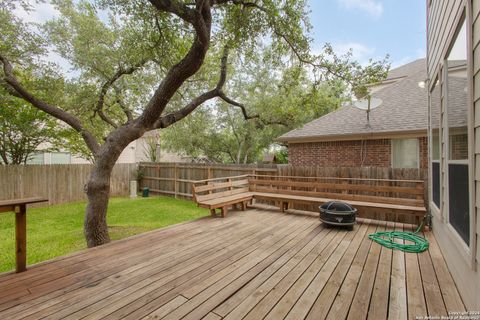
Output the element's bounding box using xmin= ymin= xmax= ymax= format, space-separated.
xmin=0 ymin=197 xmax=48 ymax=273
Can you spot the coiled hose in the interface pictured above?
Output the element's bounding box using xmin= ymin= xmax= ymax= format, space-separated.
xmin=368 ymin=218 xmax=429 ymax=253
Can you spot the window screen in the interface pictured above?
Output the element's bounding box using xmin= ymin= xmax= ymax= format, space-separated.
xmin=392 ymin=139 xmax=419 ymax=168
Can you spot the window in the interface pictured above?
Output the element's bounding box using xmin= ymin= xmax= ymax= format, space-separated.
xmin=446 ymin=19 xmax=469 ymax=245
xmin=392 ymin=138 xmax=419 ymax=168
xmin=27 ymin=153 xmax=45 ymax=164
xmin=50 ymin=152 xmax=71 ymax=164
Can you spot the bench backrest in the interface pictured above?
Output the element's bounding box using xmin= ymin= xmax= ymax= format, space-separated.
xmin=248 ymin=175 xmax=425 ymax=207
xmin=192 ymin=175 xmax=250 ymax=203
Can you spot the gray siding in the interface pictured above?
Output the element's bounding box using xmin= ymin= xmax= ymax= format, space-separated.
xmin=427 ymin=1 xmax=464 ymax=79
xmin=428 ymin=0 xmax=480 ymax=310
xmin=473 ymin=0 xmax=480 ymax=262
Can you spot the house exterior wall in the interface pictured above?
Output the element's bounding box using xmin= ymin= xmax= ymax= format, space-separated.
xmin=288 ymin=137 xmax=428 ymax=168
xmin=31 ymin=134 xmax=186 ymax=164
xmin=427 ymin=0 xmax=480 ymax=309
xmin=473 ymin=0 xmax=480 ymax=271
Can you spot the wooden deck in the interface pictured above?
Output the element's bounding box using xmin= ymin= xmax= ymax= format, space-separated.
xmin=0 ymin=207 xmax=465 ymax=320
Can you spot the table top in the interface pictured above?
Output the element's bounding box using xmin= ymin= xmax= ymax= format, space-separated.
xmin=0 ymin=197 xmax=49 ymax=208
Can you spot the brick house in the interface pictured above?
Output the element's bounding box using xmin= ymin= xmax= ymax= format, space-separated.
xmin=277 ymin=59 xmax=430 ymax=168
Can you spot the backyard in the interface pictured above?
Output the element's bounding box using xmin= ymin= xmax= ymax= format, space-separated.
xmin=1 ymin=0 xmax=478 ymax=315
xmin=0 ymin=196 xmax=209 ymax=273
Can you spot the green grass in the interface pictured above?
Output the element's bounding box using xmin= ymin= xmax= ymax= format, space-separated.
xmin=0 ymin=196 xmax=209 ymax=273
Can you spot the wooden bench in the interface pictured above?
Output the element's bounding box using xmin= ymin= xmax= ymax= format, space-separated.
xmin=192 ymin=175 xmax=253 ymax=217
xmin=192 ymin=174 xmax=427 ymax=228
xmin=249 ymin=175 xmax=427 ymax=228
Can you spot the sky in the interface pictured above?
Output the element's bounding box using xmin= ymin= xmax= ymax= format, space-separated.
xmin=16 ymin=0 xmax=427 ymax=69
xmin=308 ymin=0 xmax=427 ymax=67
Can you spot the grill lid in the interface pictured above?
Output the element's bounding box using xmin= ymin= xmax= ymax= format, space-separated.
xmin=320 ymin=201 xmax=355 ymax=212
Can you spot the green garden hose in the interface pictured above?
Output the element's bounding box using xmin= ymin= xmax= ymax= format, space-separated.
xmin=368 ymin=219 xmax=429 ymax=253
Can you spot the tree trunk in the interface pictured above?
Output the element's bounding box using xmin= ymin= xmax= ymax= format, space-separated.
xmin=84 ymin=128 xmax=142 ymax=247
xmin=84 ymin=163 xmax=113 ymax=247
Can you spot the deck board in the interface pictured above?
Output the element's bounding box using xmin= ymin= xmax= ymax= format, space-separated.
xmin=388 ymin=223 xmax=407 ymax=320
xmin=0 ymin=207 xmax=464 ymax=319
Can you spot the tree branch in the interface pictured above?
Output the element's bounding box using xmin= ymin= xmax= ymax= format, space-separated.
xmin=153 ymin=46 xmax=228 ymax=128
xmin=211 ymin=0 xmax=266 ymax=10
xmin=0 ymin=53 xmax=101 ymax=156
xmin=136 ymin=0 xmax=211 ymax=129
xmin=95 ymin=59 xmax=148 ymax=128
xmin=149 ymin=0 xmax=197 ymax=25
xmin=217 ymin=91 xmax=259 ymax=120
xmin=153 ymin=46 xmax=266 ymax=129
xmin=0 ymin=79 xmax=22 ymax=98
xmin=113 ymin=86 xmax=133 ymax=122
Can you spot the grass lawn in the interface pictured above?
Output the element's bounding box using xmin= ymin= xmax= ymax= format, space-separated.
xmin=0 ymin=196 xmax=209 ymax=273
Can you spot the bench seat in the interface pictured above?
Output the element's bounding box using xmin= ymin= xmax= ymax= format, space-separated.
xmin=197 ymin=192 xmax=254 ymax=209
xmin=251 ymin=192 xmax=427 ymax=213
xmin=192 ymin=174 xmax=427 ymax=228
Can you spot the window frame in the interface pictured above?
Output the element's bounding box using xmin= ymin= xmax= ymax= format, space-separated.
xmin=429 ymin=73 xmax=442 ymax=215
xmin=436 ymin=10 xmax=476 ymax=268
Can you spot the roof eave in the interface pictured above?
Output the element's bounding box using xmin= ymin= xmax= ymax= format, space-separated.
xmin=276 ymin=129 xmax=427 ymax=143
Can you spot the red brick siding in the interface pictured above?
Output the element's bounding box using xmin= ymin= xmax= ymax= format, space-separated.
xmin=289 ymin=137 xmax=428 ymax=169
xmin=419 ymin=136 xmax=428 ymax=169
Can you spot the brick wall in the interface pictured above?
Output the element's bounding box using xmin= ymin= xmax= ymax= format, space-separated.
xmin=419 ymin=136 xmax=428 ymax=168
xmin=289 ymin=137 xmax=428 ymax=168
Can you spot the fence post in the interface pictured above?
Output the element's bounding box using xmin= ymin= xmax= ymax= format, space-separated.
xmin=174 ymin=163 xmax=178 ymax=199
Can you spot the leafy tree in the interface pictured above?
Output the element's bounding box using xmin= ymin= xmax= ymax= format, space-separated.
xmin=0 ymin=94 xmax=58 ymax=164
xmin=163 ymin=56 xmax=348 ymax=163
xmin=274 ymin=147 xmax=288 ymax=164
xmin=0 ymin=0 xmax=388 ymax=247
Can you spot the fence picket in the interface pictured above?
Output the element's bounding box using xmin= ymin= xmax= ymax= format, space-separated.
xmin=0 ymin=163 xmax=137 ymax=205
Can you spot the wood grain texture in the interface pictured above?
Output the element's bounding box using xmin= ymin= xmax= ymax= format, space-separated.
xmin=0 ymin=207 xmax=463 ymax=320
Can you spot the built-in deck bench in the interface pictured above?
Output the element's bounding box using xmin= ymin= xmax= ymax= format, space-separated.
xmin=192 ymin=175 xmax=253 ymax=217
xmin=192 ymin=174 xmax=427 ymax=228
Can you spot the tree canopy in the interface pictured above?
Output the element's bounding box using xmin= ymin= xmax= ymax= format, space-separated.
xmin=162 ymin=49 xmax=349 ymax=163
xmin=0 ymin=92 xmax=60 ymax=164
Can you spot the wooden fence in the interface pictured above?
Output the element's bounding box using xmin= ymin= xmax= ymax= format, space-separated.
xmin=0 ymin=164 xmax=137 ymax=205
xmin=138 ymin=162 xmax=277 ymax=198
xmin=0 ymin=162 xmax=427 ymax=212
xmin=139 ymin=162 xmax=428 ymax=224
xmin=139 ymin=162 xmax=427 ymax=199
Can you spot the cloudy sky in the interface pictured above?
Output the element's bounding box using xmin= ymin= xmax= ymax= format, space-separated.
xmin=308 ymin=0 xmax=426 ymax=67
xmin=16 ymin=0 xmax=427 ymax=68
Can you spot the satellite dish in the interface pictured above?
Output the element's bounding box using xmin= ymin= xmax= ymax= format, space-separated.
xmin=353 ymin=97 xmax=382 ymax=127
xmin=353 ymin=97 xmax=382 ymax=110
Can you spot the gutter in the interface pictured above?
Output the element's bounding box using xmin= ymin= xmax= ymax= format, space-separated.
xmin=276 ymin=129 xmax=428 ymax=144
